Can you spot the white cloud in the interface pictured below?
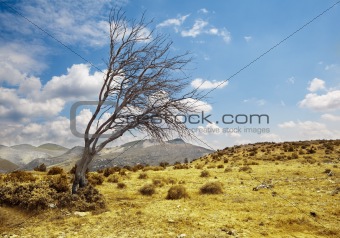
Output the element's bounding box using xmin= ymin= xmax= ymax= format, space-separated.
xmin=321 ymin=113 xmax=340 ymax=121
xmin=181 ymin=19 xmax=208 ymax=38
xmin=42 ymin=64 xmax=103 ymax=100
xmin=0 ymin=87 xmax=65 ymax=122
xmin=157 ymin=15 xmax=189 ymax=28
xmin=278 ymin=121 xmax=296 ymax=128
xmin=244 ymin=36 xmax=252 ymax=42
xmin=243 ymin=98 xmax=266 ymax=106
xmin=0 ymin=1 xmax=111 ymax=47
xmin=191 ymin=78 xmax=228 ymax=90
xmin=0 ymin=43 xmax=46 ymax=85
xmin=299 ymin=90 xmax=340 ymax=111
xmin=198 ymin=8 xmax=209 ymax=14
xmin=182 ymin=98 xmax=213 ymax=113
xmin=287 ymin=76 xmax=295 ymax=84
xmin=325 ymin=64 xmax=337 ymax=70
xmin=278 ymin=120 xmax=337 ymax=140
xmin=307 ymin=78 xmax=326 ymax=92
xmin=260 ymin=133 xmax=281 ymax=142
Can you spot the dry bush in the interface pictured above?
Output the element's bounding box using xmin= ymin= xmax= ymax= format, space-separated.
xmin=0 ymin=179 xmax=105 ymax=212
xmin=207 ymin=165 xmax=216 ymax=169
xmin=195 ymin=164 xmax=204 ymax=169
xmin=139 ymin=184 xmax=156 ymax=196
xmin=47 ymin=166 xmax=64 ymax=175
xmin=87 ymin=173 xmax=104 ymax=186
xmin=117 ymin=182 xmax=126 ymax=189
xmin=48 ymin=174 xmax=69 ymax=193
xmin=152 ymin=178 xmax=165 ymax=187
xmin=173 ymin=164 xmax=190 ymax=170
xmin=103 ymin=167 xmax=120 ymax=177
xmin=224 ymin=168 xmax=232 ymax=173
xmin=107 ymin=174 xmax=120 ymax=183
xmin=132 ymin=164 xmax=145 ymax=172
xmin=4 ymin=171 xmax=36 ymax=183
xmin=34 ymin=163 xmax=47 ymax=172
xmin=200 ymin=170 xmax=210 ymax=178
xmin=223 ymin=158 xmax=229 ymax=163
xmin=166 ymin=185 xmax=189 ymax=200
xmin=200 ymin=182 xmax=224 ymax=195
xmin=217 ymin=164 xmax=224 ymax=169
xmin=239 ymin=166 xmax=253 ymax=172
xmin=142 ymin=166 xmax=164 ymax=172
xmin=138 ymin=172 xmax=148 ymax=179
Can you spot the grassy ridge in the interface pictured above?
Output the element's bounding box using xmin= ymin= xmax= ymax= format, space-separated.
xmin=0 ymin=139 xmax=339 ymax=237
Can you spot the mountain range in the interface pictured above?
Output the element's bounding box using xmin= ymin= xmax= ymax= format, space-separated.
xmin=0 ymin=139 xmax=213 ymax=172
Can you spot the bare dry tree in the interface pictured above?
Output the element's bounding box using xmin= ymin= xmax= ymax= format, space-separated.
xmin=72 ymin=8 xmax=204 ymax=193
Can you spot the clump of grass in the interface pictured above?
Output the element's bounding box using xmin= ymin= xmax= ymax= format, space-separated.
xmin=238 ymin=166 xmax=253 ymax=172
xmin=152 ymin=178 xmax=165 ymax=187
xmin=4 ymin=171 xmax=36 ymax=183
xmin=200 ymin=182 xmax=223 ymax=194
xmin=88 ymin=173 xmax=104 ymax=186
xmin=117 ymin=182 xmax=127 ymax=189
xmin=107 ymin=174 xmax=120 ymax=183
xmin=139 ymin=184 xmax=156 ymax=196
xmin=48 ymin=174 xmax=69 ymax=193
xmin=200 ymin=170 xmax=210 ymax=177
xmin=166 ymin=185 xmax=189 ymax=200
xmin=47 ymin=166 xmax=64 ymax=175
xmin=138 ymin=172 xmax=148 ymax=179
xmin=195 ymin=164 xmax=204 ymax=169
xmin=224 ymin=168 xmax=232 ymax=173
xmin=34 ymin=163 xmax=47 ymax=172
xmin=103 ymin=167 xmax=120 ymax=177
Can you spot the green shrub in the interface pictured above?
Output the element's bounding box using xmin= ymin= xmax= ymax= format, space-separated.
xmin=47 ymin=166 xmax=64 ymax=175
xmin=200 ymin=182 xmax=224 ymax=195
xmin=166 ymin=185 xmax=189 ymax=200
xmin=139 ymin=184 xmax=156 ymax=196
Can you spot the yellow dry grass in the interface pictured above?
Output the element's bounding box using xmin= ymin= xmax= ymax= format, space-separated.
xmin=0 ymin=140 xmax=339 ymax=237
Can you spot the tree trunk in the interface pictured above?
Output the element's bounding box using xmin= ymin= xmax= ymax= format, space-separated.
xmin=72 ymin=147 xmax=94 ymax=194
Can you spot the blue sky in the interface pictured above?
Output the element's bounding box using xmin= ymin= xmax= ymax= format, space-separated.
xmin=0 ymin=0 xmax=339 ymax=149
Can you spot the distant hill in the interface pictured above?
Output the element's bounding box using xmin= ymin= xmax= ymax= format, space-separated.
xmin=0 ymin=144 xmax=68 ymax=167
xmin=38 ymin=143 xmax=68 ymax=151
xmin=21 ymin=139 xmax=214 ymax=171
xmin=0 ymin=158 xmax=19 ymax=173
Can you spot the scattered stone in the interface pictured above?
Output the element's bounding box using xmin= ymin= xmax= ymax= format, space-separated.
xmin=74 ymin=211 xmax=90 ymax=217
xmin=253 ymin=182 xmax=273 ymax=191
xmin=49 ymin=203 xmax=56 ymax=208
xmin=168 ymin=219 xmax=175 ymax=223
xmin=177 ymin=234 xmax=186 ymax=238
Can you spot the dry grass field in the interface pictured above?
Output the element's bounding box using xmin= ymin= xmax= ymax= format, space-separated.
xmin=0 ymin=140 xmax=339 ymax=237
